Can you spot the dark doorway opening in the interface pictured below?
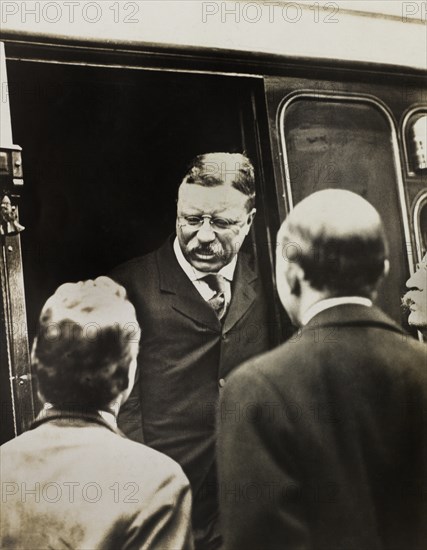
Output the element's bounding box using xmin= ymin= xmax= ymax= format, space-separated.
xmin=2 ymin=59 xmax=279 ymax=442
xmin=7 ymin=61 xmax=258 ymax=336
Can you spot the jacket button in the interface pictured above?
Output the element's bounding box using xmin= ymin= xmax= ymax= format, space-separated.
xmin=219 ymin=378 xmax=225 ymax=388
xmin=221 ymin=334 xmax=227 ymax=340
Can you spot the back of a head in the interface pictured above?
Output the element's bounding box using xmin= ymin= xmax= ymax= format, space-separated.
xmin=33 ymin=277 xmax=140 ymax=411
xmin=278 ymin=189 xmax=388 ymax=297
xmin=182 ymin=152 xmax=256 ymax=210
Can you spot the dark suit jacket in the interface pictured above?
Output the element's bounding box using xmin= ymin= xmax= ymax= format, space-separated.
xmin=111 ymin=238 xmax=270 ymax=545
xmin=218 ymin=304 xmax=427 ymax=550
xmin=0 ymin=409 xmax=193 ymax=549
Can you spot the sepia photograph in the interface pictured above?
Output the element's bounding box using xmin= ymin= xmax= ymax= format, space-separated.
xmin=1 ymin=1 xmax=426 ymax=548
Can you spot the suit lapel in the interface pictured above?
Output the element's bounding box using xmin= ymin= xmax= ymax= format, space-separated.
xmin=223 ymin=253 xmax=258 ymax=334
xmin=156 ymin=238 xmax=221 ymax=330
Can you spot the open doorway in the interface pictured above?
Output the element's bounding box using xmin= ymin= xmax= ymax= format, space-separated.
xmin=6 ymin=61 xmax=263 ymax=335
xmin=2 ymin=59 xmax=280 ymax=442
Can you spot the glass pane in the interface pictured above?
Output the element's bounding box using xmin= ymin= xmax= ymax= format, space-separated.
xmin=418 ymin=200 xmax=427 ymax=256
xmin=405 ymin=113 xmax=427 ymax=174
xmin=281 ymin=97 xmax=409 ymax=323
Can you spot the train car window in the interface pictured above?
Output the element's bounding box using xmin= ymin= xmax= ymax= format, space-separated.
xmin=403 ymin=111 xmax=427 ymax=175
xmin=401 ymin=107 xmax=426 ymax=269
xmin=280 ymin=95 xmax=410 ymax=324
xmin=414 ymin=192 xmax=427 ymax=258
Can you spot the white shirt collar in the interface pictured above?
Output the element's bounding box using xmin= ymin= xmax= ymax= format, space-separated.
xmin=98 ymin=409 xmax=118 ymax=428
xmin=173 ymin=236 xmax=237 ymax=282
xmin=301 ymin=296 xmax=373 ymax=326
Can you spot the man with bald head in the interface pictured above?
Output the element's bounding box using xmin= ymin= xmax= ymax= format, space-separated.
xmin=111 ymin=153 xmax=270 ymax=549
xmin=218 ymin=190 xmax=427 ymax=550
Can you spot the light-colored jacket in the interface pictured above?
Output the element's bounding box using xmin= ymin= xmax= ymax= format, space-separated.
xmin=1 ymin=409 xmax=194 ymax=549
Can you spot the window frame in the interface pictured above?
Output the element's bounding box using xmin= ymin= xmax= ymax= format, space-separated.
xmin=413 ymin=191 xmax=427 ymax=261
xmin=401 ymin=105 xmax=427 ymax=177
xmin=278 ymin=90 xmax=415 ymax=277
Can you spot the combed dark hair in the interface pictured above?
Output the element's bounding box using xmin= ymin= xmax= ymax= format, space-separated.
xmin=182 ymin=152 xmax=256 ymax=210
xmin=33 ymin=278 xmax=139 ymax=410
xmin=282 ymin=222 xmax=388 ymax=297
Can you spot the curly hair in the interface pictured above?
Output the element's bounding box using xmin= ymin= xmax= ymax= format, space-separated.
xmin=32 ymin=277 xmax=140 ymax=410
xmin=182 ymin=152 xmax=256 ymax=210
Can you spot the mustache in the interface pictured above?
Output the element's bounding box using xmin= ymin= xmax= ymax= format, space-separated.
xmin=401 ymin=292 xmax=416 ymax=311
xmin=190 ymin=244 xmax=225 ymax=257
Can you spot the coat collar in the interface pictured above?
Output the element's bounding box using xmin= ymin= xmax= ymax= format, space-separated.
xmin=305 ymin=303 xmax=405 ymax=336
xmin=157 ymin=236 xmax=258 ymax=333
xmin=30 ymin=407 xmax=123 ymax=436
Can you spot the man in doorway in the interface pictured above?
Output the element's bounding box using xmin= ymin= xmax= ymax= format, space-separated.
xmin=218 ymin=190 xmax=427 ymax=549
xmin=403 ymin=252 xmax=427 ymax=338
xmin=1 ymin=277 xmax=193 ymax=549
xmin=111 ymin=152 xmax=270 ymax=549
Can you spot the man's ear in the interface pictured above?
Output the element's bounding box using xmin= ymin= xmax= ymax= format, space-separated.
xmin=284 ymin=262 xmax=304 ymax=297
xmin=242 ymin=208 xmax=256 ymax=237
xmin=383 ymin=259 xmax=390 ymax=278
xmin=36 ymin=389 xmax=46 ymax=405
xmin=246 ymin=208 xmax=256 ymax=227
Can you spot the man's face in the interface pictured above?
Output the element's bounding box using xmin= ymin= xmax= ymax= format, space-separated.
xmin=176 ymin=183 xmax=255 ymax=272
xmin=403 ymin=253 xmax=427 ymax=330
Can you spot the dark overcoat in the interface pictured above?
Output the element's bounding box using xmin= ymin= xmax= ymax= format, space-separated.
xmin=218 ymin=304 xmax=427 ymax=550
xmin=111 ymin=237 xmax=270 ymax=546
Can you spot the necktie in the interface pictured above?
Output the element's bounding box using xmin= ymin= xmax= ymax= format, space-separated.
xmin=203 ymin=274 xmax=228 ymax=320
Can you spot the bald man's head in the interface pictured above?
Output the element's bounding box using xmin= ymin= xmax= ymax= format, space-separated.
xmin=276 ymin=190 xmax=389 ymax=317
